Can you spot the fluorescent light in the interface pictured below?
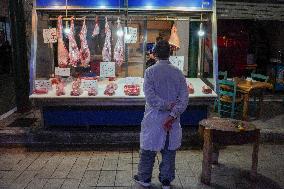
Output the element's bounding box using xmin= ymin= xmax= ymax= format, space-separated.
xmin=198 ymin=30 xmax=205 ymax=37
xmin=116 ymin=29 xmax=124 ymax=37
xmin=64 ymin=27 xmax=70 ymax=34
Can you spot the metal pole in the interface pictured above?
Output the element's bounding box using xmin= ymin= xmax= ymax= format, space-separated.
xmin=212 ymin=0 xmax=218 ymax=91
xmin=124 ymin=0 xmax=128 ymax=77
xmin=142 ymin=17 xmax=147 ymax=76
xmin=30 ymin=0 xmax=37 ymax=94
xmin=197 ymin=22 xmax=203 ymax=78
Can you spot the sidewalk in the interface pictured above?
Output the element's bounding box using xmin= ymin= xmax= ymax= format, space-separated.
xmin=0 ymin=101 xmax=283 ymax=188
xmin=0 ymin=144 xmax=283 ymax=189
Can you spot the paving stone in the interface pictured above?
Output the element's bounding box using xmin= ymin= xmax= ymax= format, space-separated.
xmin=43 ymin=178 xmax=65 ymax=189
xmin=79 ymin=170 xmax=100 ymax=188
xmin=179 ymin=175 xmax=199 ymax=188
xmin=9 ymin=170 xmax=38 ymax=189
xmin=0 ymin=179 xmax=10 ymax=188
xmin=106 ymin=152 xmax=120 ymax=159
xmin=67 ymin=155 xmax=90 ymax=179
xmin=25 ymin=178 xmax=48 ymax=189
xmin=61 ymin=178 xmax=81 ymax=189
xmin=117 ymin=159 xmax=132 ymax=171
xmin=0 ymin=170 xmax=22 ymax=181
xmin=27 ymin=152 xmax=54 ymax=171
xmin=51 ymin=155 xmax=77 ymax=178
xmin=92 ymin=152 xmax=107 ymax=158
xmin=0 ymin=144 xmax=284 ymax=189
xmin=119 ymin=152 xmax=133 ymax=160
xmin=35 ymin=152 xmax=65 ymax=179
xmin=87 ymin=157 xmax=105 ymax=170
xmin=176 ymin=168 xmax=195 ymax=177
xmin=171 ymin=175 xmax=183 ymax=188
xmin=13 ymin=152 xmax=41 ymax=171
xmin=102 ymin=158 xmax=118 ymax=170
xmin=96 ymin=170 xmax=116 ymax=187
xmin=115 ymin=170 xmax=133 ymax=187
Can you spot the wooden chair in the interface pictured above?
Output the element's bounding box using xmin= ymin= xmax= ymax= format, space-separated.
xmin=250 ymin=73 xmax=269 ymax=117
xmin=217 ymin=79 xmax=243 ymax=118
xmin=251 ymin=73 xmax=269 ymax=82
xmin=214 ymin=71 xmax=228 ymax=111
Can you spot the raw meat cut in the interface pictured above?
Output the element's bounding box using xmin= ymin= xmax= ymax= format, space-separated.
xmin=70 ymin=77 xmax=82 ymax=96
xmin=104 ymin=82 xmax=117 ymax=96
xmin=102 ymin=17 xmax=112 ymax=62
xmin=79 ymin=18 xmax=90 ymax=67
xmin=124 ymin=84 xmax=140 ymax=96
xmin=68 ymin=16 xmax=80 ymax=67
xmin=114 ymin=18 xmax=124 ymax=66
xmin=168 ymin=24 xmax=180 ymax=49
xmin=56 ymin=77 xmax=65 ymax=96
xmin=57 ymin=15 xmax=69 ymax=68
xmin=88 ymin=87 xmax=98 ymax=96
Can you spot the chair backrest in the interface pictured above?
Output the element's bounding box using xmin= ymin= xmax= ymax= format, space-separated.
xmin=218 ymin=79 xmax=237 ymax=98
xmin=218 ymin=71 xmax=228 ymax=80
xmin=217 ymin=79 xmax=237 ymax=118
xmin=251 ymin=73 xmax=269 ymax=82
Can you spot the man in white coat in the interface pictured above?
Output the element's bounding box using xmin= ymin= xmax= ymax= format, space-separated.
xmin=134 ymin=40 xmax=189 ymax=189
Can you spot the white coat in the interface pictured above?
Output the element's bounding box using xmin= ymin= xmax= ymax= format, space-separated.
xmin=140 ymin=60 xmax=189 ymax=151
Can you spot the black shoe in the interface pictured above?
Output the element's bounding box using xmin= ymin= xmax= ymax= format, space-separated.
xmin=161 ymin=179 xmax=170 ymax=189
xmin=133 ymin=175 xmax=151 ymax=187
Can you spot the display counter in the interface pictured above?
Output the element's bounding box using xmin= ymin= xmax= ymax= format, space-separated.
xmin=30 ymin=78 xmax=216 ymax=127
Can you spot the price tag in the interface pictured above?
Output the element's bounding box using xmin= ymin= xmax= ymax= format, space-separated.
xmin=124 ymin=27 xmax=137 ymax=44
xmin=35 ymin=80 xmax=52 ymax=90
xmin=124 ymin=77 xmax=143 ymax=85
xmin=55 ymin=67 xmax=70 ymax=77
xmin=43 ymin=28 xmax=57 ymax=43
xmin=169 ymin=56 xmax=184 ymax=71
xmin=100 ymin=62 xmax=115 ymax=77
xmin=81 ymin=80 xmax=98 ymax=91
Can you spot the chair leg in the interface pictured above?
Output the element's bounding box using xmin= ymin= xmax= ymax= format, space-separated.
xmin=231 ymin=103 xmax=235 ymax=118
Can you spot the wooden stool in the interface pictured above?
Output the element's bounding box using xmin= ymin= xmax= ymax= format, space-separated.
xmin=199 ymin=117 xmax=260 ymax=185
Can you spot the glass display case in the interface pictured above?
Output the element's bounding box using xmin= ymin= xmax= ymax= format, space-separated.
xmin=30 ymin=0 xmax=218 ymax=127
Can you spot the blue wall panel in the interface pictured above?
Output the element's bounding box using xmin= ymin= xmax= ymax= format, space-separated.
xmin=43 ymin=106 xmax=207 ymax=127
xmin=36 ymin=0 xmax=212 ymax=9
xmin=128 ymin=0 xmax=212 ymax=9
xmin=36 ymin=0 xmax=123 ymax=7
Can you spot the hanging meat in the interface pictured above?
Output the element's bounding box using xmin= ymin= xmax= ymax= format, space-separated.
xmin=114 ymin=18 xmax=124 ymax=66
xmin=57 ymin=15 xmax=69 ymax=68
xmin=68 ymin=16 xmax=80 ymax=67
xmin=168 ymin=24 xmax=180 ymax=50
xmin=79 ymin=17 xmax=90 ymax=67
xmin=102 ymin=17 xmax=112 ymax=62
xmin=92 ymin=16 xmax=100 ymax=37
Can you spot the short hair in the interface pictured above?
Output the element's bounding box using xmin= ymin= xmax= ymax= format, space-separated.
xmin=156 ymin=36 xmax=163 ymax=42
xmin=154 ymin=40 xmax=170 ymax=60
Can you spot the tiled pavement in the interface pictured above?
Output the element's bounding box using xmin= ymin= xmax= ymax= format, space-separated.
xmin=0 ymin=144 xmax=284 ymax=189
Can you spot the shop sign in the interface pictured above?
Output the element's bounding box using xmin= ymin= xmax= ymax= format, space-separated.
xmin=55 ymin=67 xmax=71 ymax=77
xmin=124 ymin=77 xmax=143 ymax=85
xmin=81 ymin=80 xmax=98 ymax=91
xmin=35 ymin=80 xmax=52 ymax=90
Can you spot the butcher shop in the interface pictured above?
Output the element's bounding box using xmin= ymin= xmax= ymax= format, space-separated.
xmin=30 ymin=0 xmax=218 ymax=127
